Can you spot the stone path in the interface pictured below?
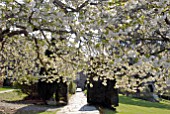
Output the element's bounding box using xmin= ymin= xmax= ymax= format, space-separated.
xmin=57 ymin=88 xmax=100 ymax=114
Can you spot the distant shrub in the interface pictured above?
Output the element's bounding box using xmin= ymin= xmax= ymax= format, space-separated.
xmin=0 ymin=79 xmax=3 ymax=87
xmin=68 ymin=80 xmax=76 ymax=94
xmin=3 ymin=77 xmax=13 ymax=87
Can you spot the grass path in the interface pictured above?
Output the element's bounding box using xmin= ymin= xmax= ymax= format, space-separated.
xmin=103 ymin=95 xmax=170 ymax=114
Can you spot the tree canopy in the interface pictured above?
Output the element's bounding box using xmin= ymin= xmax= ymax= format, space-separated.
xmin=0 ymin=0 xmax=170 ymax=94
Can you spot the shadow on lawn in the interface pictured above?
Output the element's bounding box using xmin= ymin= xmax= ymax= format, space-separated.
xmin=119 ymin=95 xmax=170 ymax=110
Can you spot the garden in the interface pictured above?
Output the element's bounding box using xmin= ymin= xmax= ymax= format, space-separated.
xmin=1 ymin=0 xmax=170 ymax=114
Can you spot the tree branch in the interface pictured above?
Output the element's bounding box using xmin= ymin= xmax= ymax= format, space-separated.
xmin=40 ymin=30 xmax=51 ymax=45
xmin=0 ymin=29 xmax=28 ymax=49
xmin=77 ymin=0 xmax=89 ymax=11
xmin=33 ymin=36 xmax=46 ymax=70
xmin=155 ymin=30 xmax=170 ymax=42
xmin=53 ymin=0 xmax=75 ymax=13
xmin=53 ymin=0 xmax=89 ymax=13
xmin=7 ymin=30 xmax=28 ymax=37
xmin=151 ymin=48 xmax=170 ymax=55
xmin=165 ymin=16 xmax=170 ymax=25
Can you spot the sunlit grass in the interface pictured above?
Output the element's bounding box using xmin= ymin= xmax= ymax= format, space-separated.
xmin=38 ymin=110 xmax=59 ymax=114
xmin=0 ymin=87 xmax=13 ymax=91
xmin=103 ymin=95 xmax=170 ymax=114
xmin=0 ymin=90 xmax=27 ymax=101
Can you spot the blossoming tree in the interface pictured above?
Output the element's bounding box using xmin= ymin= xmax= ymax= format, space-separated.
xmin=0 ymin=0 xmax=170 ymax=94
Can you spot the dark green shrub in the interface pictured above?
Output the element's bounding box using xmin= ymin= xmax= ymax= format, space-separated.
xmin=3 ymin=77 xmax=13 ymax=87
xmin=38 ymin=76 xmax=69 ymax=105
xmin=37 ymin=77 xmax=57 ymax=103
xmin=13 ymin=75 xmax=39 ymax=98
xmin=68 ymin=80 xmax=76 ymax=94
xmin=55 ymin=77 xmax=68 ymax=104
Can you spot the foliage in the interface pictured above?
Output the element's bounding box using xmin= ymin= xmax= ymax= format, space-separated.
xmin=0 ymin=0 xmax=170 ymax=94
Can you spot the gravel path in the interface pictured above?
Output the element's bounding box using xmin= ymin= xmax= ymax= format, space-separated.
xmin=57 ymin=88 xmax=100 ymax=114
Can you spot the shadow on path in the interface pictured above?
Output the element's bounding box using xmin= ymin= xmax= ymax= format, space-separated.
xmin=79 ymin=104 xmax=98 ymax=111
xmin=14 ymin=105 xmax=60 ymax=114
xmin=0 ymin=100 xmax=62 ymax=114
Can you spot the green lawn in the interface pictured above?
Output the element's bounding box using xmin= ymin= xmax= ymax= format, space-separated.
xmin=38 ymin=110 xmax=59 ymax=114
xmin=103 ymin=95 xmax=170 ymax=114
xmin=0 ymin=87 xmax=13 ymax=91
xmin=0 ymin=90 xmax=27 ymax=101
xmin=15 ymin=110 xmax=59 ymax=114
